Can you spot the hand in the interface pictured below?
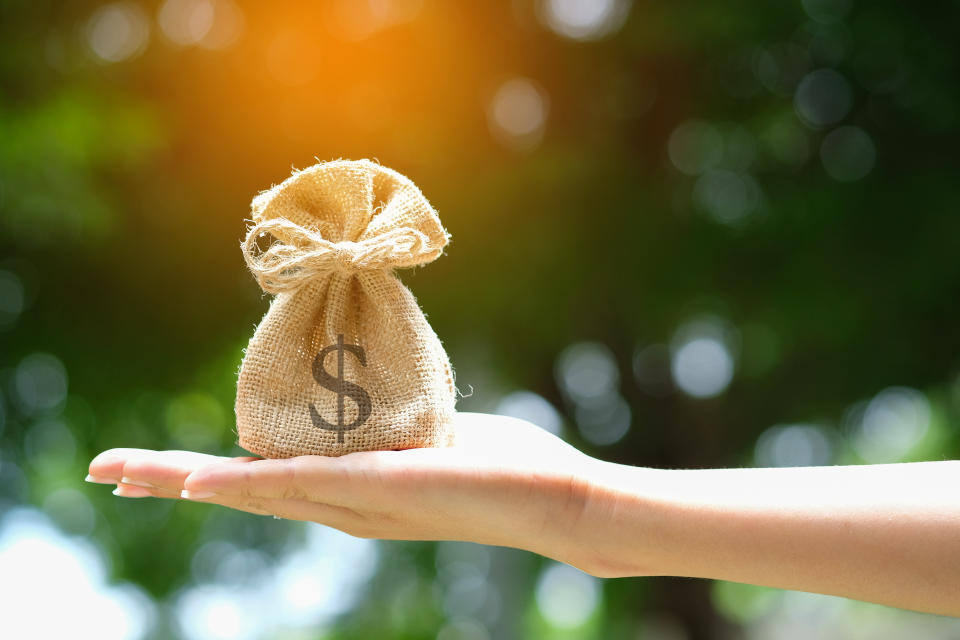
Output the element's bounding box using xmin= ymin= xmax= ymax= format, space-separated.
xmin=88 ymin=414 xmax=960 ymax=615
xmin=87 ymin=412 xmax=603 ymax=573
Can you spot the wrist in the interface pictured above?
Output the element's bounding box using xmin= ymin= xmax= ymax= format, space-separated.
xmin=567 ymin=460 xmax=676 ymax=578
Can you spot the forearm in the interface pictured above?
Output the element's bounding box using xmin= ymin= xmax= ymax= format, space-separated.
xmin=574 ymin=460 xmax=960 ymax=616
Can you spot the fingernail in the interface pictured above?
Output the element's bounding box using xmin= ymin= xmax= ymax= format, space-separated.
xmin=181 ymin=490 xmax=217 ymax=500
xmin=120 ymin=477 xmax=157 ymax=489
xmin=113 ymin=485 xmax=153 ymax=498
xmin=85 ymin=474 xmax=115 ymax=484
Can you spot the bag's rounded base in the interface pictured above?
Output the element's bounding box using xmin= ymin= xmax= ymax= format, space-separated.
xmin=236 ymin=413 xmax=457 ymax=458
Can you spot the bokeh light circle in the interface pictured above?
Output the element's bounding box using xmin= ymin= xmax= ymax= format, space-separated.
xmin=671 ymin=337 xmax=734 ymax=399
xmin=488 ymin=78 xmax=549 ymax=152
xmin=15 ymin=353 xmax=68 ymax=415
xmin=851 ymin=387 xmax=929 ymax=463
xmin=158 ymin=0 xmax=215 ymax=46
xmin=537 ymin=0 xmax=631 ymax=41
xmin=801 ymin=0 xmax=852 ymax=24
xmin=820 ymin=125 xmax=876 ymax=181
xmin=755 ymin=424 xmax=833 ymax=467
xmin=668 ymin=120 xmax=722 ymax=176
xmin=495 ymin=391 xmax=564 ymax=436
xmin=555 ymin=342 xmax=620 ymax=404
xmin=794 ymin=68 xmax=853 ymax=128
xmin=0 ymin=270 xmax=25 ymax=328
xmin=535 ymin=563 xmax=601 ymax=628
xmin=574 ymin=393 xmax=631 ymax=445
xmin=693 ymin=170 xmax=761 ymax=225
xmin=86 ymin=3 xmax=150 ymax=63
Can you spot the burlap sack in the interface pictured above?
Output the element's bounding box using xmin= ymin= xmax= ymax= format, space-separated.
xmin=236 ymin=159 xmax=457 ymax=458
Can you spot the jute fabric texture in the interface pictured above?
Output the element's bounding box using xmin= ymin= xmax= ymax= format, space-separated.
xmin=236 ymin=159 xmax=456 ymax=458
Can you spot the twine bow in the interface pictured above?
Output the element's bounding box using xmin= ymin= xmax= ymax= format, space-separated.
xmin=242 ymin=218 xmax=438 ymax=294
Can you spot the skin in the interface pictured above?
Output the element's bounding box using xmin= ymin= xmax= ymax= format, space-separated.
xmin=87 ymin=412 xmax=960 ymax=617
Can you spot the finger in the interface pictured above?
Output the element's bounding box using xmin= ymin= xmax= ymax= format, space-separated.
xmin=88 ymin=448 xmax=156 ymax=484
xmin=113 ymin=481 xmax=374 ymax=534
xmin=177 ymin=493 xmax=274 ymax=517
xmin=180 ymin=492 xmax=372 ymax=534
xmin=121 ymin=451 xmax=256 ymax=492
xmin=110 ymin=481 xmax=273 ymax=513
xmin=183 ymin=455 xmax=357 ymax=506
xmin=89 ymin=448 xmax=226 ymax=482
xmin=113 ymin=483 xmax=154 ymax=498
xmin=111 ymin=482 xmax=184 ymax=499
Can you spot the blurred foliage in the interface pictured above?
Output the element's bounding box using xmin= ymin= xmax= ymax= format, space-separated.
xmin=1 ymin=0 xmax=959 ymax=638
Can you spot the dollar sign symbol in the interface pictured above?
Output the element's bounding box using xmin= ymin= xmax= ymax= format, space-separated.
xmin=309 ymin=334 xmax=372 ymax=443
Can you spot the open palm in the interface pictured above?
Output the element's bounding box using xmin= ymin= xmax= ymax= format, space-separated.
xmin=88 ymin=412 xmax=601 ymax=572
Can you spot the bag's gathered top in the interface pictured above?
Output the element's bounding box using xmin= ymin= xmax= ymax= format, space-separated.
xmin=243 ymin=212 xmax=446 ymax=294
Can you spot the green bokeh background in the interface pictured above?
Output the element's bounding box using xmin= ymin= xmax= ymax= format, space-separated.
xmin=1 ymin=0 xmax=959 ymax=638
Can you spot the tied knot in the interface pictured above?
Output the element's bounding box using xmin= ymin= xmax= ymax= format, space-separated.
xmin=331 ymin=241 xmax=360 ymax=271
xmin=242 ymin=218 xmax=437 ymax=294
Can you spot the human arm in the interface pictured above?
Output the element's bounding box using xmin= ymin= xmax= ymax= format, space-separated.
xmin=87 ymin=412 xmax=960 ymax=617
xmin=584 ymin=457 xmax=960 ymax=617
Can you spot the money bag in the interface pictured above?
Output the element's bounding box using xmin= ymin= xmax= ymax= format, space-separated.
xmin=236 ymin=159 xmax=457 ymax=457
